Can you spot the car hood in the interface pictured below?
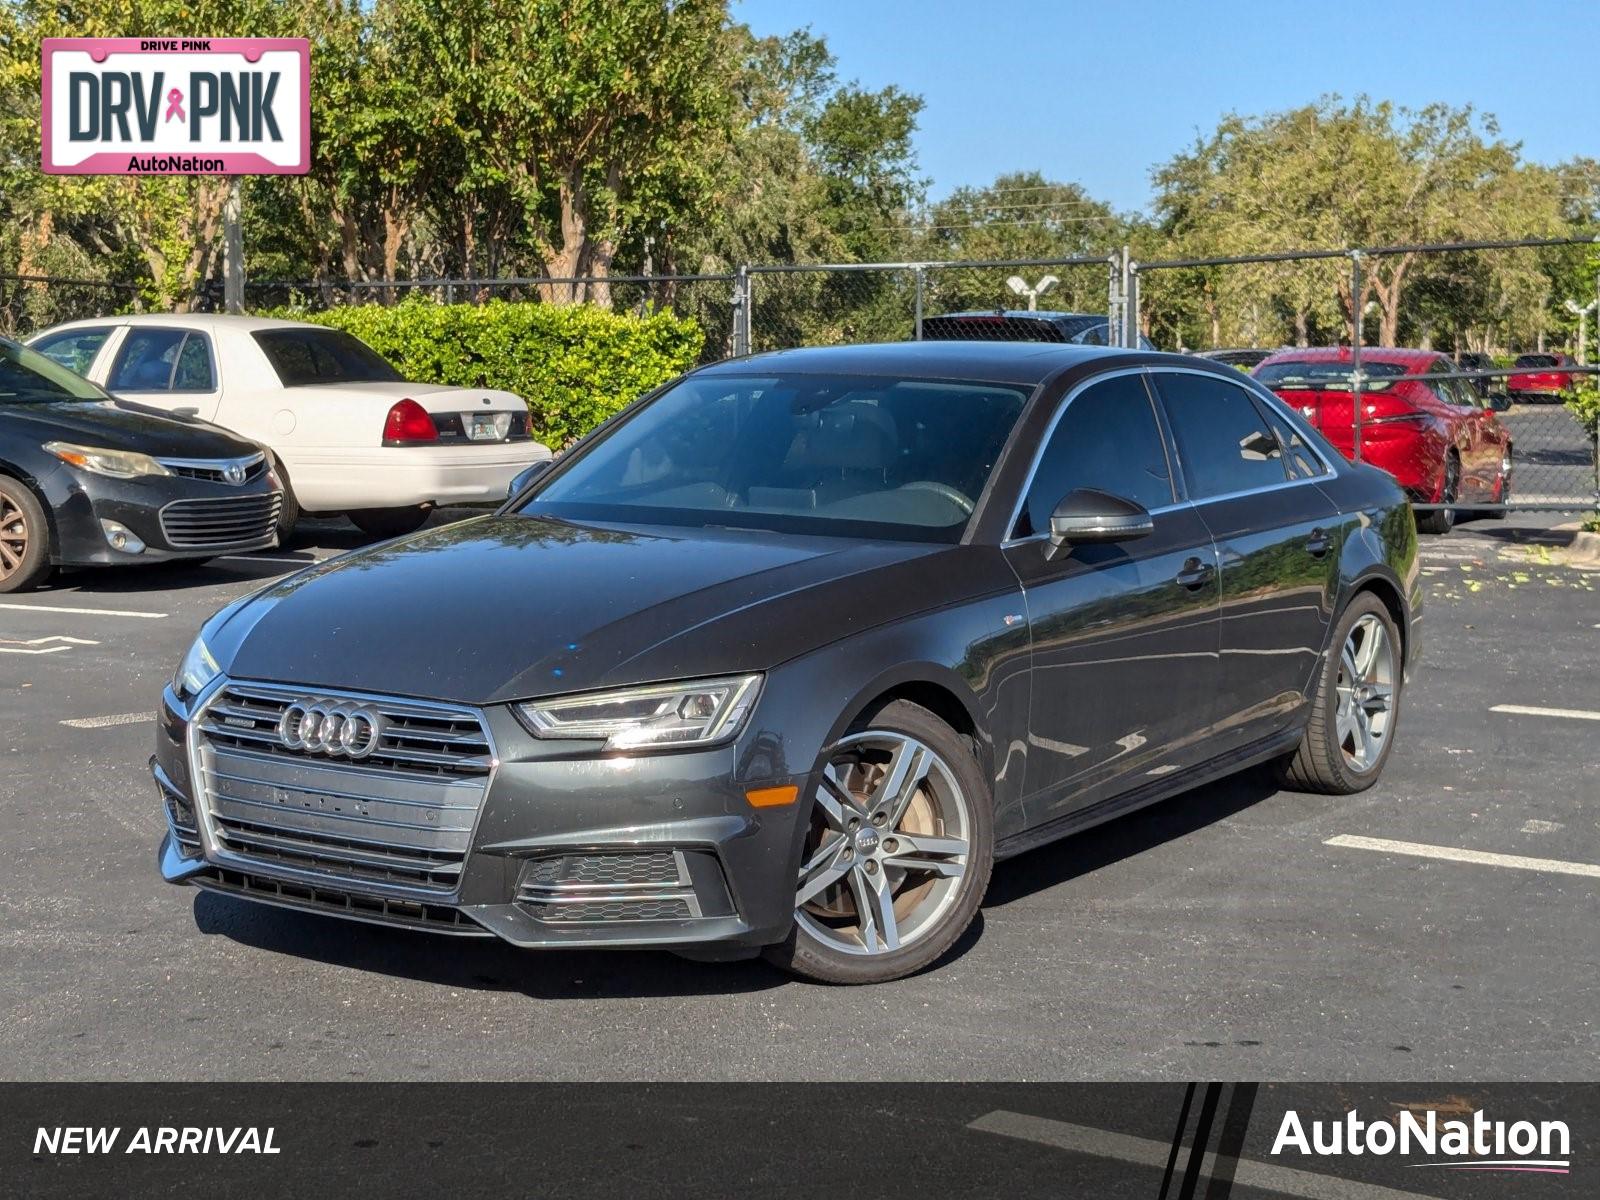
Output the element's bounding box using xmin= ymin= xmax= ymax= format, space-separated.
xmin=215 ymin=515 xmax=999 ymax=705
xmin=1 ymin=399 xmax=259 ymax=458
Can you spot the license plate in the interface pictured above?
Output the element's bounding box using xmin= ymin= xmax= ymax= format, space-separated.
xmin=467 ymin=413 xmax=510 ymax=442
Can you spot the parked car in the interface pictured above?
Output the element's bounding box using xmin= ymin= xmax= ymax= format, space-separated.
xmin=0 ymin=336 xmax=282 ymax=593
xmin=1195 ymin=348 xmax=1282 ymax=370
xmin=1254 ymin=347 xmax=1512 ymax=534
xmin=1506 ymin=352 xmax=1577 ymax=402
xmin=1447 ymin=350 xmax=1502 ymax=401
xmin=921 ymin=310 xmax=1157 ymax=350
xmin=156 ymin=341 xmax=1420 ymax=984
xmin=27 ymin=315 xmax=551 ymax=539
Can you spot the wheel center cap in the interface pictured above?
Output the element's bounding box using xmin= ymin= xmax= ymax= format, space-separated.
xmin=854 ymin=827 xmax=881 ymax=856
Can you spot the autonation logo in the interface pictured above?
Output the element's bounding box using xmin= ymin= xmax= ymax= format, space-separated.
xmin=1272 ymin=1108 xmax=1571 ymax=1175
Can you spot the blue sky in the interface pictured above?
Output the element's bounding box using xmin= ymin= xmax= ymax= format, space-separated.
xmin=735 ymin=0 xmax=1597 ymax=215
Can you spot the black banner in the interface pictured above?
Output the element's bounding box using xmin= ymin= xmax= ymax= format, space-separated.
xmin=3 ymin=1083 xmax=1592 ymax=1198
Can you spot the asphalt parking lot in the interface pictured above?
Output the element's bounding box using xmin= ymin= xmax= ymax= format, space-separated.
xmin=0 ymin=509 xmax=1596 ymax=1082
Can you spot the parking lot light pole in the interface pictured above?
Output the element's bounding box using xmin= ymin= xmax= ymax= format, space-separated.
xmin=223 ymin=177 xmax=244 ymax=315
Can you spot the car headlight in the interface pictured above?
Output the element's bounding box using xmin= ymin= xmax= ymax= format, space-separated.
xmin=45 ymin=441 xmax=173 ymax=479
xmin=518 ymin=675 xmax=762 ymax=751
xmin=173 ymin=636 xmax=220 ymax=700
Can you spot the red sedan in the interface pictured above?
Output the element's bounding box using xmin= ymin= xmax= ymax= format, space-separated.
xmin=1507 ymin=352 xmax=1577 ymax=401
xmin=1254 ymin=347 xmax=1512 ymax=534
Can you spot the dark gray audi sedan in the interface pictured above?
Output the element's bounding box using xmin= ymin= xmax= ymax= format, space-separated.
xmin=156 ymin=342 xmax=1421 ymax=984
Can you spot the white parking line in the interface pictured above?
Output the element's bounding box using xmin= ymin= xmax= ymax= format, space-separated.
xmin=0 ymin=636 xmax=100 ymax=655
xmin=59 ymin=711 xmax=154 ymax=729
xmin=1489 ymin=703 xmax=1600 ymax=722
xmin=967 ymin=1111 xmax=1442 ymax=1200
xmin=1326 ymin=835 xmax=1600 ymax=880
xmin=0 ymin=602 xmax=166 ymax=619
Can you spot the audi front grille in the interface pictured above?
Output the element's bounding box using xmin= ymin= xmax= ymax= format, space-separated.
xmin=190 ymin=682 xmax=495 ymax=893
xmin=159 ymin=493 xmax=282 ymax=549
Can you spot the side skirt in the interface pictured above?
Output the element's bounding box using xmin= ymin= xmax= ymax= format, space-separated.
xmin=993 ymin=727 xmax=1304 ymax=862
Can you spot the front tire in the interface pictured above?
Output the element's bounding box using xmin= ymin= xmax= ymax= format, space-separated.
xmin=0 ymin=477 xmax=52 ymax=594
xmin=349 ymin=506 xmax=431 ymax=539
xmin=763 ymin=700 xmax=994 ymax=984
xmin=1278 ymin=593 xmax=1402 ymax=795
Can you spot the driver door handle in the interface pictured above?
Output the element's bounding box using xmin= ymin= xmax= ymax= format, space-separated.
xmin=1306 ymin=528 xmax=1332 ymax=557
xmin=1175 ymin=557 xmax=1215 ymax=590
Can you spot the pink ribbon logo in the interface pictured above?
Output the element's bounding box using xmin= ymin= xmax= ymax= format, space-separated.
xmin=164 ymin=88 xmax=185 ymax=123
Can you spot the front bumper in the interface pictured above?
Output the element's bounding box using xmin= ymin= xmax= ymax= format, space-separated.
xmin=42 ymin=464 xmax=280 ymax=566
xmin=155 ymin=678 xmax=810 ymax=952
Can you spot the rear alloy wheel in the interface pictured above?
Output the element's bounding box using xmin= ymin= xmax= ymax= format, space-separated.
xmin=1415 ymin=453 xmax=1458 ymax=535
xmin=349 ymin=506 xmax=431 ymax=539
xmin=0 ymin=478 xmax=51 ymax=594
xmin=764 ymin=700 xmax=993 ymax=984
xmin=1279 ymin=593 xmax=1401 ymax=794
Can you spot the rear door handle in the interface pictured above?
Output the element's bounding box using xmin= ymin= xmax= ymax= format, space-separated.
xmin=1175 ymin=557 xmax=1215 ymax=590
xmin=1306 ymin=528 xmax=1331 ymax=557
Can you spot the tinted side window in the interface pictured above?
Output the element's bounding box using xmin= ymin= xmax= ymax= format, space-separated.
xmin=172 ymin=334 xmax=216 ymax=391
xmin=1256 ymin=401 xmax=1328 ymax=479
xmin=31 ymin=328 xmax=111 ymax=375
xmin=109 ymin=328 xmax=186 ymax=391
xmin=1018 ymin=373 xmax=1174 ymax=536
xmin=1156 ymin=372 xmax=1291 ymax=499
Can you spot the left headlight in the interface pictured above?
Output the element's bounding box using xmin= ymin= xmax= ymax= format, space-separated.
xmin=518 ymin=674 xmax=762 ymax=751
xmin=173 ymin=636 xmax=220 ymax=700
xmin=45 ymin=441 xmax=173 ymax=479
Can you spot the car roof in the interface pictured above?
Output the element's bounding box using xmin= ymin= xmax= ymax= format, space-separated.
xmin=696 ymin=341 xmax=1190 ymax=387
xmin=1256 ymin=346 xmax=1445 ymax=369
xmin=35 ymin=313 xmax=325 ymax=335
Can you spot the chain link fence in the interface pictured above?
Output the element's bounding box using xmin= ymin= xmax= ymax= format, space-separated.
xmin=1129 ymin=238 xmax=1600 ymax=513
xmin=0 ymin=274 xmax=142 ymax=339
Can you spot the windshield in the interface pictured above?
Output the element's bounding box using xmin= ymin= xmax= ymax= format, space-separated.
xmin=1255 ymin=360 xmax=1408 ymax=391
xmin=0 ymin=338 xmax=113 ymax=405
xmin=522 ymin=372 xmax=1031 ymax=542
xmin=252 ymin=328 xmax=404 ymax=386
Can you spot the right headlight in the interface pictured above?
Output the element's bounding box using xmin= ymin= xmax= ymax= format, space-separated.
xmin=517 ymin=675 xmax=762 ymax=751
xmin=44 ymin=442 xmax=173 ymax=479
xmin=173 ymin=635 xmax=220 ymax=701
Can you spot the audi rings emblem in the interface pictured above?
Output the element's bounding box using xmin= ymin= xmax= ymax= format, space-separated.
xmin=278 ymin=701 xmax=387 ymax=759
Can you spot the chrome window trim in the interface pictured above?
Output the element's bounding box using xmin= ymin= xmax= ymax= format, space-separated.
xmin=1147 ymin=363 xmax=1339 ymax=489
xmin=999 ymin=366 xmax=1177 ymax=543
xmin=998 ymin=362 xmax=1343 ymax=549
xmin=184 ymin=676 xmax=502 ymax=904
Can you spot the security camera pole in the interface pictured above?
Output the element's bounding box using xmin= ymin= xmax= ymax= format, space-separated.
xmin=1007 ymin=274 xmax=1059 ymax=312
xmin=1563 ymin=298 xmax=1598 ymax=365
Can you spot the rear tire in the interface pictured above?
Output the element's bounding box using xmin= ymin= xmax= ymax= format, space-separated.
xmin=1278 ymin=593 xmax=1402 ymax=795
xmin=763 ymin=700 xmax=994 ymax=984
xmin=349 ymin=506 xmax=430 ymax=539
xmin=0 ymin=477 xmax=52 ymax=594
xmin=1415 ymin=453 xmax=1458 ymax=535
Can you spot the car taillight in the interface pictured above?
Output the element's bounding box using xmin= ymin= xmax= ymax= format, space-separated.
xmin=1362 ymin=391 xmax=1425 ymax=424
xmin=383 ymin=399 xmax=438 ymax=445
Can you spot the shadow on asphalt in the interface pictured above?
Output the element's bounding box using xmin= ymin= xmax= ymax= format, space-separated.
xmin=188 ymin=768 xmax=1281 ymax=998
xmin=983 ymin=766 xmax=1282 ymax=908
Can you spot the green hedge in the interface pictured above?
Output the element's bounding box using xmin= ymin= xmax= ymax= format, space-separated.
xmin=273 ymin=298 xmax=703 ymax=447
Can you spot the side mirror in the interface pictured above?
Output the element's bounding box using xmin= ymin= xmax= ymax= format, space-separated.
xmin=1048 ymin=488 xmax=1154 ymax=546
xmin=508 ymin=460 xmax=550 ymax=500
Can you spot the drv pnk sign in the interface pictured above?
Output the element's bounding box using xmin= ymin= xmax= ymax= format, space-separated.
xmin=42 ymin=38 xmax=309 ymax=174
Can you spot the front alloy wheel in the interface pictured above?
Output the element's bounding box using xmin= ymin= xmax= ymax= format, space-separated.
xmin=765 ymin=700 xmax=993 ymax=984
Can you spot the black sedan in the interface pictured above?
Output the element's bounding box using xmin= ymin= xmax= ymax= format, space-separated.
xmin=155 ymin=342 xmax=1420 ymax=984
xmin=0 ymin=337 xmax=282 ymax=592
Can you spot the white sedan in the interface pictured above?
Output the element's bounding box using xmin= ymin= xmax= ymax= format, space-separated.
xmin=27 ymin=315 xmax=551 ymax=538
